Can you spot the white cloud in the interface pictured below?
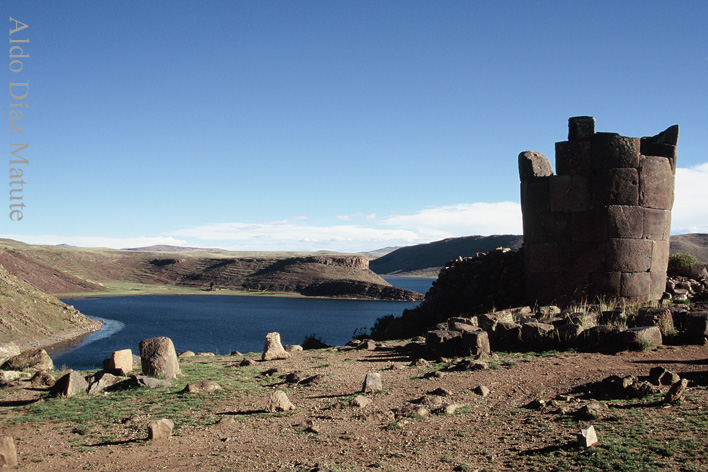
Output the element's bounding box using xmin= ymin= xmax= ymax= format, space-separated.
xmin=672 ymin=162 xmax=708 ymax=234
xmin=1 ymin=234 xmax=189 ymax=249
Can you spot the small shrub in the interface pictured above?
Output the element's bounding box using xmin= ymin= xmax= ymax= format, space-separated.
xmin=668 ymin=253 xmax=702 ymax=276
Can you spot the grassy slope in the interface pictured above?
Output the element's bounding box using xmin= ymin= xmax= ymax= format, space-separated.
xmin=670 ymin=233 xmax=708 ymax=263
xmin=0 ymin=265 xmax=100 ymax=345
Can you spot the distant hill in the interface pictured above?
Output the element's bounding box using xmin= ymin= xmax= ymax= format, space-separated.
xmin=370 ymin=233 xmax=708 ymax=277
xmin=370 ymin=235 xmax=524 ymax=277
xmin=363 ymin=246 xmax=402 ymax=259
xmin=123 ymin=244 xmax=226 ymax=253
xmin=670 ymin=233 xmax=708 ymax=263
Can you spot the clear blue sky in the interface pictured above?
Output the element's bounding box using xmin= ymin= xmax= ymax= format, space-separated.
xmin=4 ymin=1 xmax=707 ymax=251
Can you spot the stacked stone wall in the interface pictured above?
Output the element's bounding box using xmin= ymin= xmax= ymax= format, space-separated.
xmin=519 ymin=117 xmax=678 ymax=304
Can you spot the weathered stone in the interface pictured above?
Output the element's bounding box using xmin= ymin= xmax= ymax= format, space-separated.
xmin=664 ymin=378 xmax=688 ymax=403
xmin=104 ymin=349 xmax=133 ymax=376
xmin=1 ymin=348 xmax=54 ymax=372
xmin=261 ymin=332 xmax=291 ymax=361
xmin=474 ymin=385 xmax=490 ymax=397
xmin=265 ymin=390 xmax=295 ymax=412
xmin=636 ymin=308 xmax=674 ymax=337
xmin=519 ymin=151 xmax=554 ymax=181
xmin=362 ymin=373 xmax=383 ymax=394
xmin=577 ymin=425 xmax=599 ymax=448
xmin=178 ymin=350 xmax=195 ymax=358
xmin=556 ymin=140 xmax=592 ymax=176
xmin=650 ymin=240 xmax=671 ymax=273
xmin=128 ymin=374 xmax=171 ymax=389
xmin=621 ymin=272 xmax=652 ymax=298
xmin=571 ymin=209 xmax=608 ymax=242
xmin=239 ymin=358 xmax=256 ymax=367
xmin=591 ymin=133 xmax=640 ymax=169
xmin=577 ymin=401 xmax=603 ymax=420
xmin=685 ymin=312 xmax=708 ymax=342
xmin=568 ymin=116 xmax=596 ymax=141
xmin=639 ymin=156 xmax=674 ymax=210
xmin=0 ymin=342 xmax=20 ymax=367
xmin=139 ymin=337 xmax=180 ymax=380
xmin=623 ymin=326 xmax=662 ymax=350
xmin=30 ymin=371 xmax=55 ymax=388
xmin=643 ymin=208 xmax=671 ymax=241
xmin=607 ymin=205 xmax=644 ymax=239
xmin=593 ymin=168 xmax=639 ymax=206
xmin=0 ymin=436 xmax=18 ymax=468
xmin=555 ymin=324 xmax=584 ymax=345
xmin=51 ymin=371 xmax=88 ymax=398
xmin=607 ymin=239 xmax=652 ymax=272
xmin=183 ymin=380 xmax=221 ymax=393
xmin=350 ymin=395 xmax=372 ymax=408
xmin=284 ymin=344 xmax=303 ymax=352
xmin=649 ymin=271 xmax=667 ymax=300
xmin=87 ymin=372 xmax=124 ymax=395
xmin=148 ymin=418 xmax=174 ymax=441
xmin=442 ymin=403 xmax=463 ymax=415
xmin=520 ymin=322 xmax=555 ymax=344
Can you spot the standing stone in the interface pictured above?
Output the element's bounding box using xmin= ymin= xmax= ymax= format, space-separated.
xmin=577 ymin=425 xmax=599 ymax=447
xmin=50 ymin=371 xmax=89 ymax=398
xmin=0 ymin=436 xmax=18 ymax=468
xmin=1 ymin=348 xmax=54 ymax=372
xmin=139 ymin=337 xmax=180 ymax=380
xmin=265 ymin=390 xmax=295 ymax=412
xmin=362 ymin=373 xmax=383 ymax=394
xmin=148 ymin=418 xmax=174 ymax=440
xmin=262 ymin=332 xmax=291 ymax=361
xmin=104 ymin=349 xmax=133 ymax=376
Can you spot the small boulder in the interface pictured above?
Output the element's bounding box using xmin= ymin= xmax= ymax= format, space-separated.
xmin=350 ymin=395 xmax=372 ymax=408
xmin=239 ymin=358 xmax=256 ymax=367
xmin=473 ymin=385 xmax=490 ymax=397
xmin=51 ymin=371 xmax=88 ymax=398
xmin=362 ymin=373 xmax=383 ymax=394
xmin=139 ymin=337 xmax=180 ymax=380
xmin=262 ymin=332 xmax=291 ymax=361
xmin=664 ymin=378 xmax=689 ymax=404
xmin=266 ymin=390 xmax=295 ymax=412
xmin=148 ymin=418 xmax=174 ymax=440
xmin=178 ymin=351 xmax=196 ymax=358
xmin=30 ymin=371 xmax=55 ymax=388
xmin=183 ymin=380 xmax=221 ymax=393
xmin=284 ymin=345 xmax=303 ymax=353
xmin=87 ymin=372 xmax=124 ymax=395
xmin=577 ymin=425 xmax=599 ymax=447
xmin=577 ymin=401 xmax=603 ymax=420
xmin=104 ymin=349 xmax=133 ymax=375
xmin=128 ymin=375 xmax=171 ymax=389
xmin=0 ymin=435 xmax=18 ymax=468
xmin=1 ymin=348 xmax=54 ymax=372
xmin=622 ymin=326 xmax=662 ymax=350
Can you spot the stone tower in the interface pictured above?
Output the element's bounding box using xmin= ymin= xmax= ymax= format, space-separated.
xmin=519 ymin=117 xmax=678 ymax=305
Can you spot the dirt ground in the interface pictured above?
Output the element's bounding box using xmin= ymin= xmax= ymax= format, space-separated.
xmin=1 ymin=341 xmax=707 ymax=471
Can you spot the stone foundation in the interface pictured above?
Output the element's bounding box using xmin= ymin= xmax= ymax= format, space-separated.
xmin=519 ymin=117 xmax=678 ymax=304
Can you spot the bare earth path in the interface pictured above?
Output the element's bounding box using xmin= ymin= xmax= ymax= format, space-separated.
xmin=1 ymin=342 xmax=707 ymax=471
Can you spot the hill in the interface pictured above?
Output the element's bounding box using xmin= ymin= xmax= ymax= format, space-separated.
xmin=670 ymin=233 xmax=708 ymax=263
xmin=0 ymin=239 xmax=421 ymax=301
xmin=0 ymin=265 xmax=101 ymax=347
xmin=369 ymin=235 xmax=524 ymax=277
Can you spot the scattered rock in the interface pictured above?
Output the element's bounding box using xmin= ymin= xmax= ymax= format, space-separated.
xmin=0 ymin=371 xmax=28 ymax=382
xmin=0 ymin=435 xmax=18 ymax=468
xmin=300 ymin=374 xmax=326 ymax=386
xmin=473 ymin=385 xmax=490 ymax=397
xmin=577 ymin=425 xmax=599 ymax=447
xmin=428 ymin=387 xmax=451 ymax=397
xmin=664 ymin=378 xmax=689 ymax=403
xmin=362 ymin=373 xmax=383 ymax=394
xmin=302 ymin=419 xmax=320 ymax=434
xmin=148 ymin=418 xmax=174 ymax=441
xmin=284 ymin=372 xmax=303 ymax=384
xmin=361 ymin=340 xmax=377 ymax=351
xmin=51 ymin=371 xmax=89 ymax=398
xmin=139 ymin=337 xmax=181 ymax=380
xmin=411 ymin=358 xmax=430 ymax=367
xmin=183 ymin=380 xmax=221 ymax=393
xmin=577 ymin=401 xmax=603 ymax=420
xmin=350 ymin=395 xmax=372 ymax=408
xmin=622 ymin=326 xmax=662 ymax=350
xmin=1 ymin=348 xmax=54 ymax=372
xmin=629 ymin=380 xmax=660 ymax=398
xmin=178 ymin=351 xmax=196 ymax=358
xmin=442 ymin=403 xmax=463 ymax=415
xmin=215 ymin=417 xmax=236 ymax=427
xmin=262 ymin=332 xmax=291 ymax=361
xmin=285 ymin=345 xmax=303 ymax=352
xmin=87 ymin=372 xmax=124 ymax=395
xmin=423 ymin=371 xmax=445 ymax=379
xmin=195 ymin=352 xmax=215 ymax=357
xmin=266 ymin=390 xmax=295 ymax=412
xmin=230 ymin=351 xmax=242 ymax=356
xmin=240 ymin=358 xmax=256 ymax=367
xmin=30 ymin=371 xmax=55 ymax=388
xmin=128 ymin=375 xmax=171 ymax=389
xmin=104 ymin=349 xmax=133 ymax=375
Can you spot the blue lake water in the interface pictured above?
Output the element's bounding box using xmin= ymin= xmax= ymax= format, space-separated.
xmin=50 ymin=277 xmax=433 ymax=371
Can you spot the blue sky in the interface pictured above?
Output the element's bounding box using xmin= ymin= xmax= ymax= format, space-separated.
xmin=4 ymin=1 xmax=707 ymax=252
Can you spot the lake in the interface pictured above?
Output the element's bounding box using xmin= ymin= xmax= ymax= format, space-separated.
xmin=50 ymin=277 xmax=433 ymax=371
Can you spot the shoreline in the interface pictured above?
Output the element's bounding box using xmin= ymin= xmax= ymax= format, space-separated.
xmin=15 ymin=319 xmax=104 ymax=353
